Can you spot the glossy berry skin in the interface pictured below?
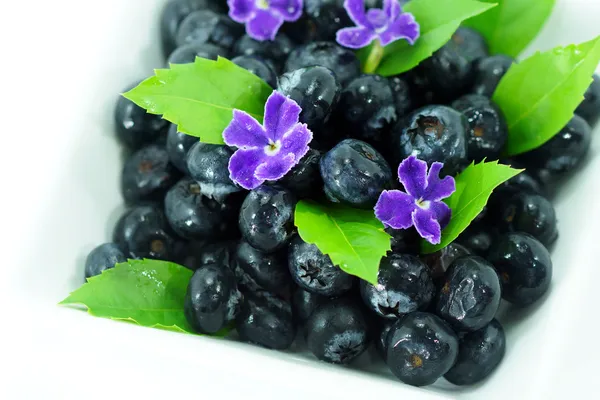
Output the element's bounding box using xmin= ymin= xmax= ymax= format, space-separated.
xmin=167 ymin=42 xmax=228 ymax=64
xmin=195 ymin=241 xmax=236 ymax=269
xmin=452 ymin=94 xmax=508 ymax=162
xmin=472 ymin=55 xmax=514 ymax=97
xmin=386 ymin=312 xmax=459 ymax=387
xmin=457 ymin=224 xmax=494 ymax=257
xmin=320 ymin=139 xmax=393 ymax=208
xmin=175 ymin=10 xmax=243 ymax=51
xmin=114 ymin=82 xmax=169 ymax=150
xmin=360 ymin=254 xmax=435 ymax=319
xmin=277 ymin=66 xmax=341 ymax=131
xmin=84 ymin=243 xmax=126 ymax=279
xmin=387 ymin=227 xmax=421 ymax=255
xmin=113 ymin=205 xmax=177 ymax=261
xmin=390 ymin=105 xmax=469 ymax=176
xmin=576 ymin=74 xmax=600 ymax=126
xmin=376 ymin=320 xmax=394 ymax=360
xmin=421 ymin=242 xmax=471 ymax=281
xmin=279 ymin=148 xmax=323 ymax=198
xmin=233 ymin=34 xmax=293 ymax=72
xmin=239 ymin=186 xmax=296 ymax=253
xmin=186 ymin=142 xmax=240 ymax=199
xmin=335 ymin=74 xmax=397 ymax=144
xmin=488 ymin=232 xmax=553 ymax=306
xmin=518 ymin=115 xmax=592 ymax=176
xmin=436 ymin=256 xmax=501 ymax=332
xmin=236 ymin=292 xmax=296 ymax=350
xmin=292 ymin=287 xmax=328 ymax=323
xmin=285 ymin=41 xmax=360 ymax=84
xmin=498 ymin=192 xmax=558 ymax=247
xmin=295 ymin=0 xmax=352 ymax=42
xmin=389 ymin=75 xmax=414 ymax=118
xmin=288 ymin=236 xmax=355 ymax=296
xmin=445 ymin=319 xmax=506 ymax=385
xmin=185 ymin=263 xmax=242 ymax=334
xmin=305 ymin=298 xmax=371 ymax=364
xmin=231 ymin=55 xmax=277 ymax=88
xmin=121 ymin=145 xmax=180 ymax=205
xmin=166 ymin=124 xmax=197 ymax=174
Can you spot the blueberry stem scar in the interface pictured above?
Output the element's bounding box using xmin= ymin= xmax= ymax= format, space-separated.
xmin=363 ymin=40 xmax=385 ymax=74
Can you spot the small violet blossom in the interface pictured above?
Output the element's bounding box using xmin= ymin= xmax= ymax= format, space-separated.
xmin=223 ymin=91 xmax=313 ymax=190
xmin=374 ymin=156 xmax=456 ymax=245
xmin=228 ymin=0 xmax=303 ymax=41
xmin=336 ymin=0 xmax=420 ymax=49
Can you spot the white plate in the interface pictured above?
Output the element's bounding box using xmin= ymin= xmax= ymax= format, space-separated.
xmin=3 ymin=0 xmax=600 ymax=399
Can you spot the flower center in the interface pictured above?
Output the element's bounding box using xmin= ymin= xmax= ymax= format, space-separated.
xmin=366 ymin=9 xmax=388 ymax=31
xmin=415 ymin=198 xmax=430 ymax=209
xmin=255 ymin=0 xmax=269 ymax=10
xmin=264 ymin=140 xmax=281 ymax=156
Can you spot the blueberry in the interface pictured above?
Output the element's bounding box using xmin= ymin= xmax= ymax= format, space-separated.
xmin=285 ymin=41 xmax=360 ymax=84
xmin=184 ymin=263 xmax=242 ymax=334
xmin=297 ymin=0 xmax=352 ymax=42
xmin=277 ymin=66 xmax=341 ymax=131
xmin=288 ymin=236 xmax=355 ymax=296
xmin=444 ymin=319 xmax=506 ymax=385
xmin=320 ymin=139 xmax=393 ymax=208
xmin=175 ymin=10 xmax=243 ymax=51
xmin=452 ymin=94 xmax=508 ymax=161
xmin=84 ymin=243 xmax=126 ymax=279
xmin=236 ymin=292 xmax=296 ymax=349
xmin=335 ymin=74 xmax=397 ymax=144
xmin=196 ymin=240 xmax=237 ymax=268
xmin=186 ymin=142 xmax=241 ymax=200
xmin=457 ymin=224 xmax=494 ymax=257
xmin=488 ymin=232 xmax=553 ymax=306
xmin=231 ymin=55 xmax=277 ymax=88
xmin=121 ymin=145 xmax=180 ymax=205
xmin=166 ymin=124 xmax=197 ymax=174
xmin=234 ymin=240 xmax=293 ymax=296
xmin=472 ymin=55 xmax=515 ymax=97
xmin=386 ymin=312 xmax=459 ymax=386
xmin=239 ymin=186 xmax=296 ymax=253
xmin=360 ymin=254 xmax=435 ymax=319
xmin=305 ymin=298 xmax=371 ymax=364
xmin=113 ymin=205 xmax=178 ymax=260
xmin=518 ymin=115 xmax=592 ymax=176
xmin=233 ymin=34 xmax=293 ymax=72
xmin=494 ymin=166 xmax=545 ymax=198
xmin=386 ymin=227 xmax=420 ymax=255
xmin=497 ymin=192 xmax=558 ymax=247
xmin=421 ymin=242 xmax=471 ymax=281
xmin=436 ymin=256 xmax=501 ymax=332
xmin=114 ymin=82 xmax=169 ymax=150
xmin=389 ymin=75 xmax=414 ymax=118
xmin=376 ymin=320 xmax=394 ymax=360
xmin=292 ymin=287 xmax=328 ymax=323
xmin=576 ymin=74 xmax=600 ymax=126
xmin=390 ymin=105 xmax=469 ymax=176
xmin=279 ymin=148 xmax=323 ymax=198
xmin=167 ymin=42 xmax=229 ymax=64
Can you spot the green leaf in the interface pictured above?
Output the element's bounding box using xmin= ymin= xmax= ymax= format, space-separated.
xmin=371 ymin=0 xmax=497 ymax=76
xmin=464 ymin=0 xmax=555 ymax=58
xmin=123 ymin=57 xmax=273 ymax=145
xmin=60 ymin=259 xmax=202 ymax=334
xmin=494 ymin=36 xmax=600 ymax=156
xmin=294 ymin=201 xmax=391 ymax=285
xmin=422 ymin=161 xmax=523 ymax=254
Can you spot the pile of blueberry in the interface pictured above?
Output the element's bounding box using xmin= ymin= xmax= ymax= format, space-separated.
xmin=84 ymin=0 xmax=600 ymax=389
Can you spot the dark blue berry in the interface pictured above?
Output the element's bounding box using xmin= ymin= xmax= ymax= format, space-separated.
xmin=293 ymin=0 xmax=352 ymax=42
xmin=279 ymin=148 xmax=323 ymax=198
xmin=167 ymin=42 xmax=229 ymax=64
xmin=436 ymin=256 xmax=501 ymax=332
xmin=285 ymin=41 xmax=360 ymax=84
xmin=376 ymin=319 xmax=394 ymax=360
xmin=472 ymin=54 xmax=514 ymax=97
xmin=195 ymin=240 xmax=237 ymax=269
xmin=186 ymin=142 xmax=241 ymax=200
xmin=84 ymin=243 xmax=126 ymax=279
xmin=305 ymin=298 xmax=371 ymax=364
xmin=320 ymin=139 xmax=393 ymax=208
xmin=175 ymin=10 xmax=243 ymax=51
xmin=361 ymin=254 xmax=434 ymax=319
xmin=389 ymin=75 xmax=414 ymax=118
xmin=444 ymin=319 xmax=506 ymax=385
xmin=488 ymin=232 xmax=552 ymax=306
xmin=421 ymin=242 xmax=471 ymax=281
xmin=121 ymin=145 xmax=180 ymax=205
xmin=231 ymin=55 xmax=277 ymax=88
xmin=233 ymin=34 xmax=293 ymax=72
xmin=576 ymin=74 xmax=600 ymax=126
xmin=292 ymin=287 xmax=328 ymax=323
xmin=166 ymin=124 xmax=197 ymax=174
xmin=457 ymin=224 xmax=495 ymax=257
xmin=386 ymin=312 xmax=459 ymax=386
xmin=386 ymin=227 xmax=421 ymax=255
xmin=288 ymin=236 xmax=355 ymax=296
xmin=239 ymin=186 xmax=296 ymax=253
xmin=184 ymin=263 xmax=242 ymax=334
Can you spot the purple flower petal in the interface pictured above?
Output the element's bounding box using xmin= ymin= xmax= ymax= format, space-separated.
xmin=223 ymin=110 xmax=268 ymax=149
xmin=379 ymin=12 xmax=420 ymax=46
xmin=412 ymin=207 xmax=442 ymax=245
xmin=228 ymin=0 xmax=256 ymax=22
xmin=270 ymin=0 xmax=303 ymax=21
xmin=366 ymin=9 xmax=387 ymax=29
xmin=429 ymin=200 xmax=451 ymax=230
xmin=383 ymin=0 xmax=401 ymax=20
xmin=398 ymin=155 xmax=427 ymax=199
xmin=281 ymin=123 xmax=312 ymax=159
xmin=255 ymin=153 xmax=296 ymax=180
xmin=422 ymin=162 xmax=456 ymax=202
xmin=374 ymin=190 xmax=416 ymax=229
xmin=263 ymin=91 xmax=302 ymax=141
xmin=247 ymin=10 xmax=284 ymax=41
xmin=336 ymin=26 xmax=376 ymax=49
xmin=228 ymin=148 xmax=268 ymax=190
xmin=343 ymin=0 xmax=371 ymax=28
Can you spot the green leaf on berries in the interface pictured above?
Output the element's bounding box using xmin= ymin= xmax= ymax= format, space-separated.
xmin=294 ymin=201 xmax=391 ymax=285
xmin=422 ymin=161 xmax=523 ymax=254
xmin=364 ymin=0 xmax=497 ymax=76
xmin=494 ymin=36 xmax=600 ymax=156
xmin=123 ymin=57 xmax=273 ymax=145
xmin=464 ymin=0 xmax=556 ymax=58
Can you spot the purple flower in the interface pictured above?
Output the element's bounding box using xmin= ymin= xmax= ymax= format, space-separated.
xmin=228 ymin=0 xmax=303 ymax=41
xmin=374 ymin=156 xmax=456 ymax=245
xmin=223 ymin=91 xmax=313 ymax=190
xmin=336 ymin=0 xmax=420 ymax=49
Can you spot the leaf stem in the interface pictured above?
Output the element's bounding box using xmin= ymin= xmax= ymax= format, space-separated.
xmin=363 ymin=40 xmax=385 ymax=74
